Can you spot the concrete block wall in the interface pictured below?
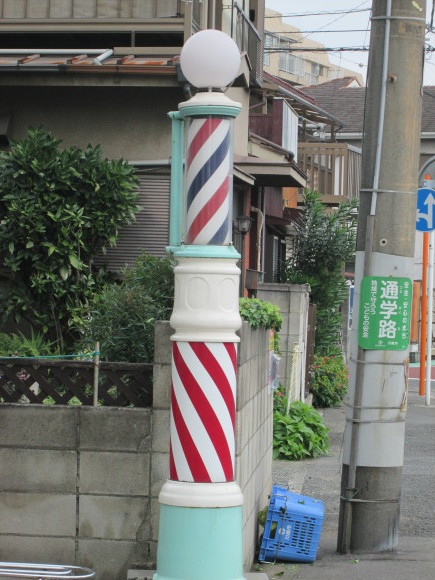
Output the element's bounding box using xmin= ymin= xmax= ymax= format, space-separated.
xmin=0 ymin=320 xmax=272 ymax=578
xmin=236 ymin=322 xmax=273 ymax=569
xmin=0 ymin=404 xmax=153 ymax=580
xmin=257 ymin=283 xmax=310 ymax=401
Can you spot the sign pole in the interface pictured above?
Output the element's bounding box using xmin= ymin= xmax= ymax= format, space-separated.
xmin=425 ymin=231 xmax=434 ymax=406
xmin=420 ymin=232 xmax=429 ymax=396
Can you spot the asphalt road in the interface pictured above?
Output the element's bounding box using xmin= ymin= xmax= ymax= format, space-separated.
xmin=253 ymin=379 xmax=435 ymax=579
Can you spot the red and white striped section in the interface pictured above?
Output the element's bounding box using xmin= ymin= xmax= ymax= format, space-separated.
xmin=169 ymin=340 xmax=237 ymax=483
xmin=185 ymin=117 xmax=231 ymax=245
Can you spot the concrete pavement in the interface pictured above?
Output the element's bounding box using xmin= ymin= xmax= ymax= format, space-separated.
xmin=252 ymin=381 xmax=435 ymax=579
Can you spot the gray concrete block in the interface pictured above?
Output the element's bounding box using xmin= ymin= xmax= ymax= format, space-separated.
xmin=0 ymin=493 xmax=76 ymax=536
xmin=78 ymin=538 xmax=147 ymax=580
xmin=0 ymin=405 xmax=77 ymax=449
xmin=79 ymin=407 xmax=151 ymax=452
xmin=0 ymin=448 xmax=77 ymax=493
xmin=152 ymin=363 xmax=172 ymax=409
xmin=153 ymin=321 xmax=172 ymax=364
xmin=79 ymin=495 xmax=149 ymax=541
xmin=150 ymin=453 xmax=169 ymax=497
xmin=151 ymin=409 xmax=170 ymax=453
xmin=150 ymin=496 xmax=161 ymax=542
xmin=0 ymin=536 xmax=75 ymax=565
xmin=79 ymin=451 xmax=150 ymax=495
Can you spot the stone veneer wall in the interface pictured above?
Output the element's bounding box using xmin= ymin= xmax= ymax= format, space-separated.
xmin=0 ymin=320 xmax=272 ymax=578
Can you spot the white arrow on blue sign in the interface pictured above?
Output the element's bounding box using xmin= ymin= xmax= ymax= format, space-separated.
xmin=416 ymin=187 xmax=435 ymax=231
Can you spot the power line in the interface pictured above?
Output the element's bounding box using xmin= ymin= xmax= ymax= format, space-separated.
xmin=267 ymin=29 xmax=371 ymax=34
xmin=265 ymin=9 xmax=371 ymax=18
xmin=265 ymin=45 xmax=435 ymax=53
xmin=265 ymin=47 xmax=369 ymax=53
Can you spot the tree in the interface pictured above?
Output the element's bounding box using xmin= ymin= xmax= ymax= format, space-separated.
xmin=282 ymin=190 xmax=357 ymax=354
xmin=0 ymin=127 xmax=139 ymax=350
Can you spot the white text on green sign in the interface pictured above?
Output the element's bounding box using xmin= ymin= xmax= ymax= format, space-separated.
xmin=358 ymin=276 xmax=412 ymax=350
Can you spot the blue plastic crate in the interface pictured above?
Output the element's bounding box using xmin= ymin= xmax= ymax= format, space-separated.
xmin=258 ymin=485 xmax=324 ymax=563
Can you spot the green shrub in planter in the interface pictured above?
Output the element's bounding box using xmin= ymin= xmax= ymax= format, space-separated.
xmin=273 ymin=387 xmax=329 ymax=460
xmin=310 ymin=354 xmax=348 ymax=408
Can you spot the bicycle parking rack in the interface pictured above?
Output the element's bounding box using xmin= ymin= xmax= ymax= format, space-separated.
xmin=0 ymin=562 xmax=95 ymax=579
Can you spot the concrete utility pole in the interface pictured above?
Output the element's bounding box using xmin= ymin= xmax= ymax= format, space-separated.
xmin=338 ymin=0 xmax=426 ymax=553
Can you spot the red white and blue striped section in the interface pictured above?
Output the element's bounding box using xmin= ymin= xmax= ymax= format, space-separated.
xmin=185 ymin=117 xmax=231 ymax=245
xmin=169 ymin=341 xmax=237 ymax=483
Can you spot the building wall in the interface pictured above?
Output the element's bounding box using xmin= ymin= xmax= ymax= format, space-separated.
xmin=0 ymin=83 xmax=251 ymax=160
xmin=264 ymin=8 xmax=364 ymax=87
xmin=0 ymin=321 xmax=273 ymax=578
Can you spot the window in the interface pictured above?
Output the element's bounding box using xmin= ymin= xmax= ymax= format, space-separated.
xmin=264 ymin=32 xmax=278 ymax=66
xmin=277 ymin=38 xmax=304 ymax=76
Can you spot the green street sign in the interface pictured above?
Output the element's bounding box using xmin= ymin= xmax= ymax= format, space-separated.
xmin=358 ymin=276 xmax=412 ymax=350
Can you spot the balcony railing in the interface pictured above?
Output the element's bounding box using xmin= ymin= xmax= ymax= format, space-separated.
xmin=297 ymin=142 xmax=362 ymax=204
xmin=0 ymin=0 xmax=201 ymax=36
xmin=231 ymin=3 xmax=263 ymax=86
xmin=0 ymin=0 xmax=183 ymax=21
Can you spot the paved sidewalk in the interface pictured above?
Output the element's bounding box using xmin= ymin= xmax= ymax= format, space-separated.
xmin=252 ymin=382 xmax=435 ymax=579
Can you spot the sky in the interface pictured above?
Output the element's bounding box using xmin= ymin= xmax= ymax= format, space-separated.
xmin=265 ymin=0 xmax=435 ymax=86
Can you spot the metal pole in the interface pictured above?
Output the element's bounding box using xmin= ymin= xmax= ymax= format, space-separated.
xmin=425 ymin=231 xmax=434 ymax=405
xmin=420 ymin=232 xmax=429 ymax=396
xmin=337 ymin=0 xmax=426 ymax=553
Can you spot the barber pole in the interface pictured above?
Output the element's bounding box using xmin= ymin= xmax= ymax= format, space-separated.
xmin=185 ymin=117 xmax=232 ymax=245
xmin=154 ymin=30 xmax=244 ymax=580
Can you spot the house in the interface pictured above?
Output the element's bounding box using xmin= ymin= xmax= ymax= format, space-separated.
xmin=264 ymin=7 xmax=365 ymax=87
xmin=302 ymin=76 xmax=435 ymax=179
xmin=0 ymin=0 xmax=310 ymax=298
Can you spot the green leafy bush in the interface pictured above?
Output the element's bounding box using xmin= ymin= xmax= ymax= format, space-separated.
xmin=273 ymin=387 xmax=329 ymax=460
xmin=84 ymin=253 xmax=174 ymax=362
xmin=239 ymin=298 xmax=282 ymax=331
xmin=0 ymin=331 xmax=58 ymax=357
xmin=239 ymin=297 xmax=282 ymax=352
xmin=309 ymin=354 xmax=348 ymax=408
xmin=0 ymin=127 xmax=139 ymax=350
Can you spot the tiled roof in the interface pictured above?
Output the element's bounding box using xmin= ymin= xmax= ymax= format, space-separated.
xmin=302 ymin=77 xmax=365 ymax=133
xmin=302 ymin=77 xmax=435 ymax=134
xmin=262 ymin=71 xmax=317 ymax=105
xmin=0 ymin=49 xmax=178 ymax=75
xmin=261 ymin=71 xmax=346 ymax=127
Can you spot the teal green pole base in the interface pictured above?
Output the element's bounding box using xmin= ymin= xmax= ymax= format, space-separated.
xmin=154 ymin=482 xmax=245 ymax=580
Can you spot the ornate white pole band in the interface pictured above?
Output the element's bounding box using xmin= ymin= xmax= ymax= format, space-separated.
xmin=170 ymin=257 xmax=242 ymax=342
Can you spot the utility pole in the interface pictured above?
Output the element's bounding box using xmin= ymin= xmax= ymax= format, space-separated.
xmin=338 ymin=0 xmax=426 ymax=553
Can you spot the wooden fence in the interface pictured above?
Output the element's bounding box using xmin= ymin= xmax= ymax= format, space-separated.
xmin=0 ymin=358 xmax=152 ymax=407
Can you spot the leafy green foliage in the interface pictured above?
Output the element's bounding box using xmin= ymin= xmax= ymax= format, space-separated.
xmin=0 ymin=330 xmax=58 ymax=357
xmin=0 ymin=127 xmax=139 ymax=350
xmin=282 ymin=190 xmax=357 ymax=355
xmin=239 ymin=298 xmax=282 ymax=331
xmin=84 ymin=253 xmax=174 ymax=362
xmin=239 ymin=297 xmax=282 ymax=352
xmin=310 ymin=354 xmax=348 ymax=408
xmin=273 ymin=386 xmax=329 ymax=460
